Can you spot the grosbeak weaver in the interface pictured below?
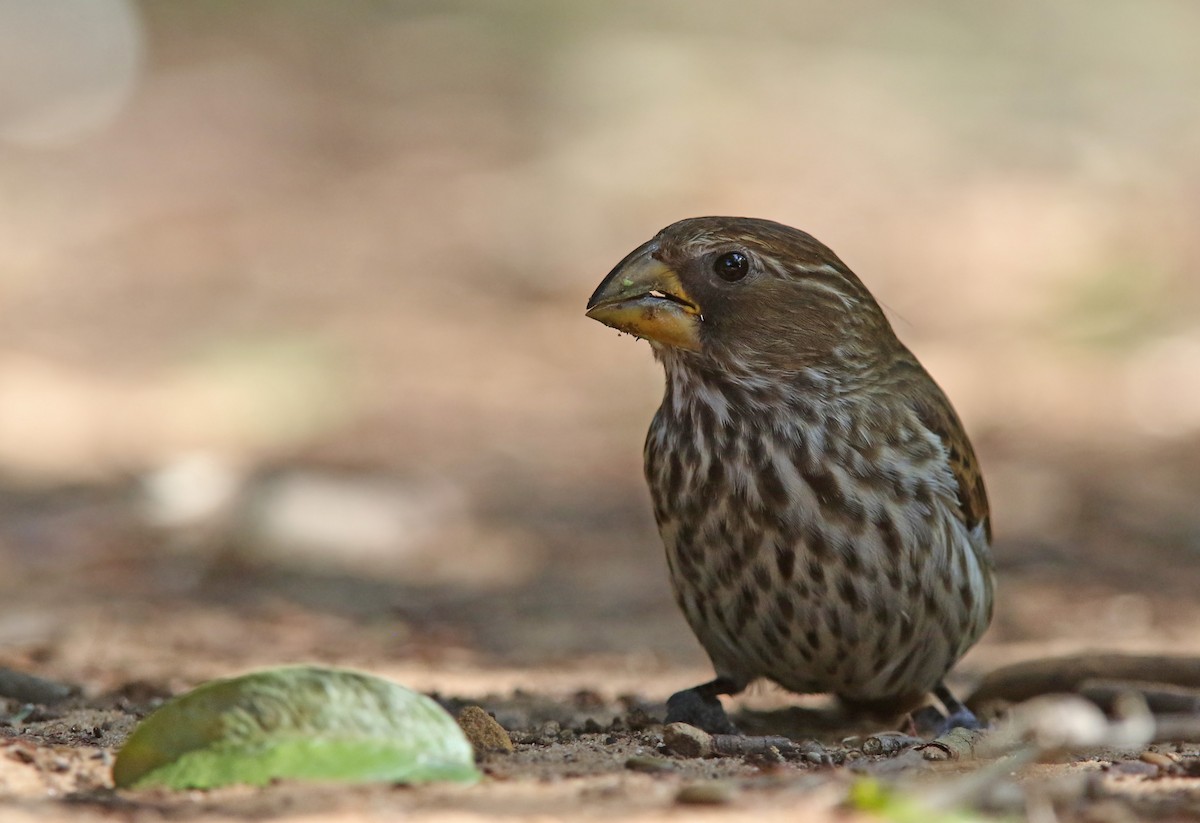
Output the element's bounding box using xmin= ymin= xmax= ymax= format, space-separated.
xmin=586 ymin=217 xmax=993 ymax=734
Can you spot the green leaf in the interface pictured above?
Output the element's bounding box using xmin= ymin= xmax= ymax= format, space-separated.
xmin=847 ymin=778 xmax=995 ymax=823
xmin=112 ymin=666 xmax=480 ymax=789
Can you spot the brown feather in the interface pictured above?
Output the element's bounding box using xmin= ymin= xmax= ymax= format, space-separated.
xmin=905 ymin=362 xmax=992 ymax=543
xmin=592 ymin=216 xmax=995 ymax=733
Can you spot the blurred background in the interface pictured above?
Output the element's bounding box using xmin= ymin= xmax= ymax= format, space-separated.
xmin=1 ymin=0 xmax=1199 ymax=695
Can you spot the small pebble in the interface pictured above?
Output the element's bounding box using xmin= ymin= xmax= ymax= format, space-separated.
xmin=920 ymin=744 xmax=951 ymax=762
xmin=676 ymin=781 xmax=736 ymax=805
xmin=624 ymin=755 xmax=675 ymax=773
xmin=918 ymin=727 xmax=985 ymax=761
xmin=662 ymin=722 xmax=712 ymax=758
xmin=624 ymin=708 xmax=657 ymax=731
xmin=1108 ymin=760 xmax=1158 ymax=777
xmin=1139 ymin=750 xmax=1177 ymax=772
xmin=539 ymin=721 xmax=561 ymax=737
xmin=456 ymin=706 xmax=514 ymax=754
xmin=862 ymin=733 xmax=921 ymax=757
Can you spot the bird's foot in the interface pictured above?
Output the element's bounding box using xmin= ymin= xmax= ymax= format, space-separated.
xmin=922 ymin=681 xmax=985 ymax=736
xmin=909 ymin=704 xmax=982 ymax=737
xmin=665 ymin=687 xmax=739 ymax=735
xmin=937 ymin=705 xmax=983 ymax=733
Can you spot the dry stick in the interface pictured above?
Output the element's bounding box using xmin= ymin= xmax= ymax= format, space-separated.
xmin=710 ymin=734 xmax=812 ymax=758
xmin=1153 ymin=714 xmax=1200 ymax=743
xmin=967 ymin=654 xmax=1200 ymax=707
xmin=662 ymin=723 xmax=922 ymax=763
xmin=1078 ymin=679 xmax=1200 ymax=715
xmin=663 ymin=723 xmax=831 ymax=761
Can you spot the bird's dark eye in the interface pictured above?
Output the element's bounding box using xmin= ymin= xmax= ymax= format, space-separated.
xmin=713 ymin=251 xmax=749 ymax=282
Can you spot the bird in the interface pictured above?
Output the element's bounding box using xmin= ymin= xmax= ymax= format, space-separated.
xmin=585 ymin=216 xmax=993 ymax=735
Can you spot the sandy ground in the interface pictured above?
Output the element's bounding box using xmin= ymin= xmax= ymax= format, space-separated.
xmin=3 ymin=482 xmax=1200 ymax=822
xmin=3 ymin=3 xmax=1200 ymax=820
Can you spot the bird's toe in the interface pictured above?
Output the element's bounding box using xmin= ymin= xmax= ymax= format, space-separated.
xmin=665 ymin=688 xmax=739 ymax=735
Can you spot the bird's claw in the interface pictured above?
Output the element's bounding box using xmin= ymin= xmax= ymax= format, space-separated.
xmin=911 ymin=704 xmax=984 ymax=738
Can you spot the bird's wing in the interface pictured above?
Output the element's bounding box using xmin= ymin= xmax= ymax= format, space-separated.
xmin=910 ymin=381 xmax=991 ymax=544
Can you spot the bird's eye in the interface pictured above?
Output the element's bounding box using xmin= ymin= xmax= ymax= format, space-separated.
xmin=713 ymin=251 xmax=749 ymax=282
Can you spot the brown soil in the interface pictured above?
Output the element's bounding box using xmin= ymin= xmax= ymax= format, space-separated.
xmin=3 ymin=3 xmax=1200 ymax=821
xmin=3 ymin=488 xmax=1200 ymax=822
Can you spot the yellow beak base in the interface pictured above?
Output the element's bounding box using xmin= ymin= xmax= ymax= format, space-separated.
xmin=585 ymin=249 xmax=701 ymax=351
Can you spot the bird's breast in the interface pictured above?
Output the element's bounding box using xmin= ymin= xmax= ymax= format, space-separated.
xmin=643 ymin=372 xmax=992 ymax=698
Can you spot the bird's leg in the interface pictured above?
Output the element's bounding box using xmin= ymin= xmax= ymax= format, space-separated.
xmin=933 ymin=681 xmax=982 ymax=732
xmin=665 ymin=676 xmax=743 ymax=735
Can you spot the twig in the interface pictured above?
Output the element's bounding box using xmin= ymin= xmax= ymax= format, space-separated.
xmin=1078 ymin=678 xmax=1200 ymax=715
xmin=968 ymin=654 xmax=1200 ymax=707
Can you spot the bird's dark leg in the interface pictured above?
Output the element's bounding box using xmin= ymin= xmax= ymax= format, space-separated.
xmin=933 ymin=681 xmax=982 ymax=732
xmin=665 ymin=676 xmax=744 ymax=735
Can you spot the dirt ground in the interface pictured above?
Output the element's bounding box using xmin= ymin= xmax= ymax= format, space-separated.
xmin=3 ymin=457 xmax=1200 ymax=822
xmin=3 ymin=3 xmax=1200 ymax=821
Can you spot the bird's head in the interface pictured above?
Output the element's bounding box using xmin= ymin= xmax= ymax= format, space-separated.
xmin=586 ymin=217 xmax=899 ymax=377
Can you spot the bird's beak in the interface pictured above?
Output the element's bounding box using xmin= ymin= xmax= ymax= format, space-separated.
xmin=585 ymin=242 xmax=702 ymax=351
